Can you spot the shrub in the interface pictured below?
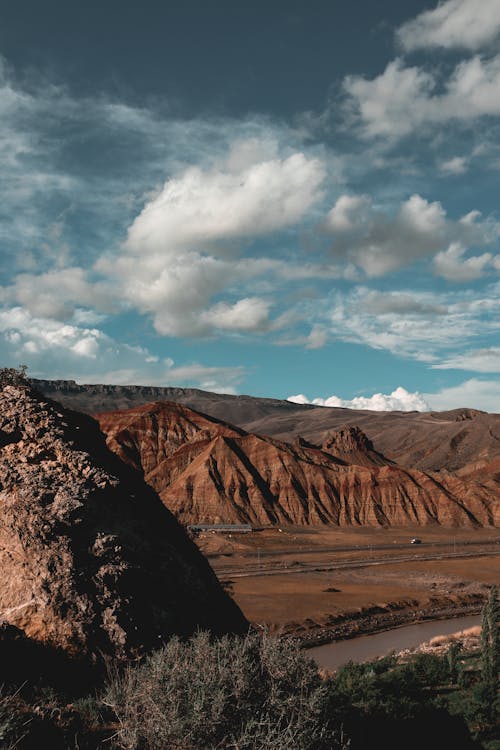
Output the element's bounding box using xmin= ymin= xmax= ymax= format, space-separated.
xmin=0 ymin=689 xmax=30 ymax=748
xmin=0 ymin=364 xmax=28 ymax=388
xmin=104 ymin=631 xmax=346 ymax=750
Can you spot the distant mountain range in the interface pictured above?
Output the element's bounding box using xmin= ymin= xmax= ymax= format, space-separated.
xmin=34 ymin=378 xmax=500 ymax=472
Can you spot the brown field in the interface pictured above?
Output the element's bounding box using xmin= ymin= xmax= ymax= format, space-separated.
xmin=196 ymin=526 xmax=500 ymax=641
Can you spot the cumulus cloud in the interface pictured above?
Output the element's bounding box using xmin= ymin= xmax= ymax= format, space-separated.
xmin=100 ymin=149 xmax=326 ymax=336
xmin=0 ymin=55 xmax=334 ymax=342
xmin=287 ymin=386 xmax=430 ymax=412
xmin=326 ymin=194 xmax=371 ymax=232
xmin=343 ymin=54 xmax=500 ymax=139
xmin=126 ymin=152 xmax=324 ymax=255
xmin=398 ymin=0 xmax=500 ymax=52
xmin=433 ymin=242 xmax=496 ymax=281
xmin=0 ymin=267 xmax=114 ymax=319
xmin=0 ymin=306 xmax=245 ymax=391
xmin=200 ymin=298 xmax=272 ymax=332
xmin=324 ymin=193 xmax=485 ymax=276
xmin=288 ymin=380 xmax=500 ymax=413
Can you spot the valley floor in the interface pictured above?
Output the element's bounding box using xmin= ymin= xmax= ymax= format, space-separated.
xmin=196 ymin=526 xmax=500 ymax=643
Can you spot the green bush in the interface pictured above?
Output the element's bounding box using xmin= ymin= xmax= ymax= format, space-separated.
xmin=104 ymin=631 xmax=346 ymax=750
xmin=332 ymin=658 xmax=427 ymax=722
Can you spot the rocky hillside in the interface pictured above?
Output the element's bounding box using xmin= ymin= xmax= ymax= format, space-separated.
xmin=0 ymin=386 xmax=247 ymax=663
xmin=34 ymin=379 xmax=500 ymax=472
xmin=96 ymin=401 xmax=498 ymax=528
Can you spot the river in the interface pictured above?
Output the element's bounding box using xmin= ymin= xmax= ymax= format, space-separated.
xmin=308 ymin=614 xmax=481 ymax=670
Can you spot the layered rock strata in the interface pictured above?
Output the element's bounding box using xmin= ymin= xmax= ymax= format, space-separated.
xmin=34 ymin=379 xmax=500 ymax=472
xmin=97 ymin=401 xmax=497 ymax=528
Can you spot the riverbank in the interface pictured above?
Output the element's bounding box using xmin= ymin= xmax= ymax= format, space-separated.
xmin=219 ymin=545 xmax=498 ymax=647
xmin=299 ymin=595 xmax=484 ymax=648
xmin=307 ymin=613 xmax=482 ymax=670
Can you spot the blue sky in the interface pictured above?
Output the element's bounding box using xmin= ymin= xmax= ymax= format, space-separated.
xmin=1 ymin=0 xmax=500 ymax=411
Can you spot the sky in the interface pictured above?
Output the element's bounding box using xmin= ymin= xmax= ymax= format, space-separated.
xmin=1 ymin=0 xmax=500 ymax=412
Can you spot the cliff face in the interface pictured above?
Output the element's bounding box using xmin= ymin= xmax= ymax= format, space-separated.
xmin=96 ymin=401 xmax=497 ymax=528
xmin=0 ymin=386 xmax=247 ymax=662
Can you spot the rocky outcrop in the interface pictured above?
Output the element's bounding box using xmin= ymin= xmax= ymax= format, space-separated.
xmin=0 ymin=386 xmax=247 ymax=662
xmin=321 ymin=426 xmax=390 ymax=467
xmin=96 ymin=401 xmax=497 ymax=528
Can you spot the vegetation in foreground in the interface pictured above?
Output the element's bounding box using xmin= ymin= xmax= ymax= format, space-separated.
xmin=1 ymin=589 xmax=498 ymax=750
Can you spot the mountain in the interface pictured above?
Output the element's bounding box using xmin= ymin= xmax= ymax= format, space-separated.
xmin=0 ymin=385 xmax=247 ymax=663
xmin=33 ymin=379 xmax=500 ymax=472
xmin=95 ymin=400 xmax=497 ymax=528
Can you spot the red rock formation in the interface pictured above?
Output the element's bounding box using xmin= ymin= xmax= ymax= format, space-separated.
xmin=96 ymin=401 xmax=497 ymax=528
xmin=34 ymin=379 xmax=500 ymax=473
xmin=321 ymin=425 xmax=390 ymax=467
xmin=0 ymin=386 xmax=247 ymax=662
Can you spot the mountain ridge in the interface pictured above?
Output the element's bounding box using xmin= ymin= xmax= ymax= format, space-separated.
xmin=34 ymin=379 xmax=500 ymax=473
xmin=95 ymin=400 xmax=498 ymax=528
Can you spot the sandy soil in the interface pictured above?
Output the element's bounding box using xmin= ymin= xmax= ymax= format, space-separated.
xmin=195 ymin=526 xmax=500 ymax=642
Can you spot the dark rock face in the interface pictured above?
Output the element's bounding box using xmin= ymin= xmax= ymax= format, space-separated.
xmin=0 ymin=386 xmax=247 ymax=662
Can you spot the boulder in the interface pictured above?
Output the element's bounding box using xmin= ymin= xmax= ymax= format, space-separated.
xmin=0 ymin=386 xmax=247 ymax=663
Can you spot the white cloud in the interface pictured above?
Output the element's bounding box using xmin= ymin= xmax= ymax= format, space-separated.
xmin=343 ymin=60 xmax=434 ymax=139
xmin=288 ymin=380 xmax=500 ymax=413
xmin=305 ymin=325 xmax=329 ymax=350
xmin=439 ymin=156 xmax=468 ymax=175
xmin=0 ymin=84 xmax=332 ymax=340
xmin=200 ymin=297 xmax=272 ymax=332
xmin=433 ymin=242 xmax=496 ymax=281
xmin=0 ymin=306 xmax=245 ymax=391
xmin=398 ymin=0 xmax=500 ymax=52
xmin=0 ymin=267 xmax=114 ymax=319
xmin=323 ymin=284 xmax=500 ymax=364
xmin=343 ymin=54 xmax=500 ymax=139
xmin=326 ymin=194 xmax=370 ymax=231
xmin=424 ymin=378 xmax=500 ymax=412
xmin=98 ymin=149 xmax=326 ymax=336
xmin=324 ymin=193 xmax=485 ymax=276
xmin=433 ymin=346 xmax=500 ymax=372
xmin=126 ymin=152 xmax=325 ymax=255
xmin=287 ymin=386 xmax=430 ymax=412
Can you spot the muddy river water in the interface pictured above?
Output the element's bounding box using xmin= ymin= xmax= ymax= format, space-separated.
xmin=308 ymin=614 xmax=482 ymax=670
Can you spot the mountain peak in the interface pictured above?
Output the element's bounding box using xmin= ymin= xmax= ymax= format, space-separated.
xmin=322 ymin=425 xmax=375 ymax=454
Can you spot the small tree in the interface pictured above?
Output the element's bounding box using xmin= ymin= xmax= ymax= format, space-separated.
xmin=447 ymin=641 xmax=462 ymax=684
xmin=0 ymin=365 xmax=28 ymax=389
xmin=481 ymin=585 xmax=499 ymax=687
